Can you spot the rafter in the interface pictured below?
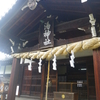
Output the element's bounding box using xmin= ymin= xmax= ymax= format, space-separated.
xmin=7 ymin=9 xmax=30 ymax=32
xmin=0 ymin=0 xmax=27 ymax=30
xmin=20 ymin=13 xmax=47 ymax=37
xmin=17 ymin=10 xmax=44 ymax=36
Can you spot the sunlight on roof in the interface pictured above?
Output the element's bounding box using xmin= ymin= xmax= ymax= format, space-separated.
xmin=0 ymin=52 xmax=12 ymax=61
xmin=0 ymin=0 xmax=17 ymax=20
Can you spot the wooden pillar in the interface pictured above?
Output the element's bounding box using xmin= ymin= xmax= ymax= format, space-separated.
xmin=7 ymin=58 xmax=20 ymax=100
xmin=18 ymin=59 xmax=25 ymax=96
xmin=41 ymin=64 xmax=45 ymax=100
xmin=93 ymin=48 xmax=100 ymax=100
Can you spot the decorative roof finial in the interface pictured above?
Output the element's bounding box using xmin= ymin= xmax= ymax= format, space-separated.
xmin=21 ymin=0 xmax=40 ymax=11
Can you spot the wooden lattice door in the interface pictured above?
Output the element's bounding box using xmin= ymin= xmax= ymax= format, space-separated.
xmin=30 ymin=63 xmax=41 ymax=96
xmin=21 ymin=64 xmax=32 ymax=95
xmin=21 ymin=62 xmax=41 ymax=97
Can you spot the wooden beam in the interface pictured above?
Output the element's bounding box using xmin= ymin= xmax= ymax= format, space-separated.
xmin=19 ymin=44 xmax=39 ymax=53
xmin=82 ymin=1 xmax=100 ymax=17
xmin=18 ymin=34 xmax=91 ymax=53
xmin=0 ymin=0 xmax=27 ymax=30
xmin=9 ymin=10 xmax=36 ymax=36
xmin=55 ymin=17 xmax=90 ymax=33
xmin=43 ymin=0 xmax=80 ymax=3
xmin=17 ymin=9 xmax=44 ymax=36
xmin=21 ymin=17 xmax=90 ymax=40
xmin=82 ymin=1 xmax=93 ymax=14
xmin=50 ymin=10 xmax=87 ymax=17
xmin=7 ymin=9 xmax=30 ymax=32
xmin=46 ymin=4 xmax=85 ymax=11
xmin=22 ymin=31 xmax=39 ymax=38
xmin=7 ymin=58 xmax=20 ymax=100
xmin=93 ymin=48 xmax=100 ymax=100
xmin=20 ymin=13 xmax=47 ymax=37
xmin=50 ymin=8 xmax=87 ymax=14
xmin=54 ymin=34 xmax=91 ymax=46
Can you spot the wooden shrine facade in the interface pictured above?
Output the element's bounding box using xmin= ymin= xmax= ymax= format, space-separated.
xmin=20 ymin=62 xmax=57 ymax=99
xmin=8 ymin=51 xmax=100 ymax=100
xmin=7 ymin=16 xmax=100 ymax=100
xmin=0 ymin=1 xmax=100 ymax=100
xmin=17 ymin=56 xmax=96 ymax=100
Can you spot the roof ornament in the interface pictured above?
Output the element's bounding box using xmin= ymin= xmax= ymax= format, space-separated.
xmin=21 ymin=0 xmax=40 ymax=11
xmin=9 ymin=39 xmax=15 ymax=53
xmin=9 ymin=38 xmax=29 ymax=53
xmin=47 ymin=15 xmax=52 ymax=18
xmin=89 ymin=14 xmax=97 ymax=37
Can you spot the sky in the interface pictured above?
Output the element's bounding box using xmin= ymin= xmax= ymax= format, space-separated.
xmin=0 ymin=0 xmax=17 ymax=60
xmin=0 ymin=52 xmax=12 ymax=61
xmin=0 ymin=0 xmax=17 ymax=20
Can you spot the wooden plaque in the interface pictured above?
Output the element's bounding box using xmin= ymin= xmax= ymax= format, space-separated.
xmin=39 ymin=18 xmax=54 ymax=49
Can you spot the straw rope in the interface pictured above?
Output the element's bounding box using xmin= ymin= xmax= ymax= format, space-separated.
xmin=12 ymin=37 xmax=100 ymax=60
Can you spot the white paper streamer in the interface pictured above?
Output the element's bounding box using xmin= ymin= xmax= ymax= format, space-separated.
xmin=70 ymin=50 xmax=75 ymax=68
xmin=52 ymin=55 xmax=57 ymax=70
xmin=38 ymin=58 xmax=42 ymax=73
xmin=16 ymin=85 xmax=19 ymax=96
xmin=20 ymin=58 xmax=24 ymax=64
xmin=28 ymin=58 xmax=32 ymax=71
